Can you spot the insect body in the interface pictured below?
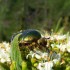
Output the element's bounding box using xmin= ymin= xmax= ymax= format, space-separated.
xmin=11 ymin=29 xmax=48 ymax=51
xmin=19 ymin=29 xmax=41 ymax=43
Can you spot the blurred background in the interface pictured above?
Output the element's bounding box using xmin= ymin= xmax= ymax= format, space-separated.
xmin=0 ymin=0 xmax=70 ymax=42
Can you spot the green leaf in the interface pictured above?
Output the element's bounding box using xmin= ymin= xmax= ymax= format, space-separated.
xmin=10 ymin=61 xmax=16 ymax=70
xmin=11 ymin=33 xmax=22 ymax=70
xmin=22 ymin=61 xmax=28 ymax=70
xmin=66 ymin=65 xmax=70 ymax=70
xmin=0 ymin=63 xmax=10 ymax=70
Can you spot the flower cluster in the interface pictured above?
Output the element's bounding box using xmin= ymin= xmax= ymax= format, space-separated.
xmin=0 ymin=34 xmax=70 ymax=70
xmin=0 ymin=42 xmax=11 ymax=63
xmin=26 ymin=34 xmax=70 ymax=70
xmin=50 ymin=34 xmax=70 ymax=52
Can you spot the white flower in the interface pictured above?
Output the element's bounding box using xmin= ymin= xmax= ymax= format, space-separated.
xmin=51 ymin=44 xmax=58 ymax=48
xmin=66 ymin=41 xmax=70 ymax=52
xmin=54 ymin=35 xmax=66 ymax=40
xmin=42 ymin=52 xmax=48 ymax=58
xmin=37 ymin=61 xmax=53 ymax=70
xmin=53 ymin=59 xmax=59 ymax=64
xmin=58 ymin=44 xmax=67 ymax=52
xmin=45 ymin=61 xmax=53 ymax=70
xmin=0 ymin=58 xmax=6 ymax=63
xmin=50 ymin=35 xmax=66 ymax=41
xmin=56 ymin=53 xmax=61 ymax=60
xmin=0 ymin=42 xmax=11 ymax=63
xmin=26 ymin=51 xmax=34 ymax=59
xmin=27 ymin=51 xmax=42 ymax=59
xmin=27 ymin=50 xmax=49 ymax=60
xmin=35 ymin=52 xmax=48 ymax=60
xmin=37 ymin=62 xmax=45 ymax=70
xmin=50 ymin=36 xmax=55 ymax=40
xmin=67 ymin=46 xmax=70 ymax=52
xmin=52 ymin=53 xmax=61 ymax=64
xmin=35 ymin=54 xmax=41 ymax=59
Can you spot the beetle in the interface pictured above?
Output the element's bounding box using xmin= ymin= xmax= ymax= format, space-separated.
xmin=11 ymin=29 xmax=49 ymax=51
xmin=18 ymin=29 xmax=41 ymax=43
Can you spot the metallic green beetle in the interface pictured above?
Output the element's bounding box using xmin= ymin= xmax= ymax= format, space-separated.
xmin=18 ymin=29 xmax=41 ymax=43
xmin=11 ymin=29 xmax=48 ymax=51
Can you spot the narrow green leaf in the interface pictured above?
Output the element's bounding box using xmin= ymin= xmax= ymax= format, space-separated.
xmin=11 ymin=33 xmax=22 ymax=70
xmin=55 ymin=17 xmax=62 ymax=32
xmin=10 ymin=61 xmax=16 ymax=70
xmin=22 ymin=61 xmax=28 ymax=70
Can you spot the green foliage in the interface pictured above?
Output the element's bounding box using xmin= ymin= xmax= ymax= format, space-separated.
xmin=10 ymin=33 xmax=33 ymax=70
xmin=0 ymin=0 xmax=70 ymax=41
xmin=10 ymin=61 xmax=16 ymax=70
xmin=54 ymin=17 xmax=63 ymax=33
xmin=0 ymin=63 xmax=10 ymax=70
xmin=66 ymin=65 xmax=70 ymax=70
xmin=22 ymin=61 xmax=28 ymax=70
xmin=11 ymin=33 xmax=22 ymax=70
